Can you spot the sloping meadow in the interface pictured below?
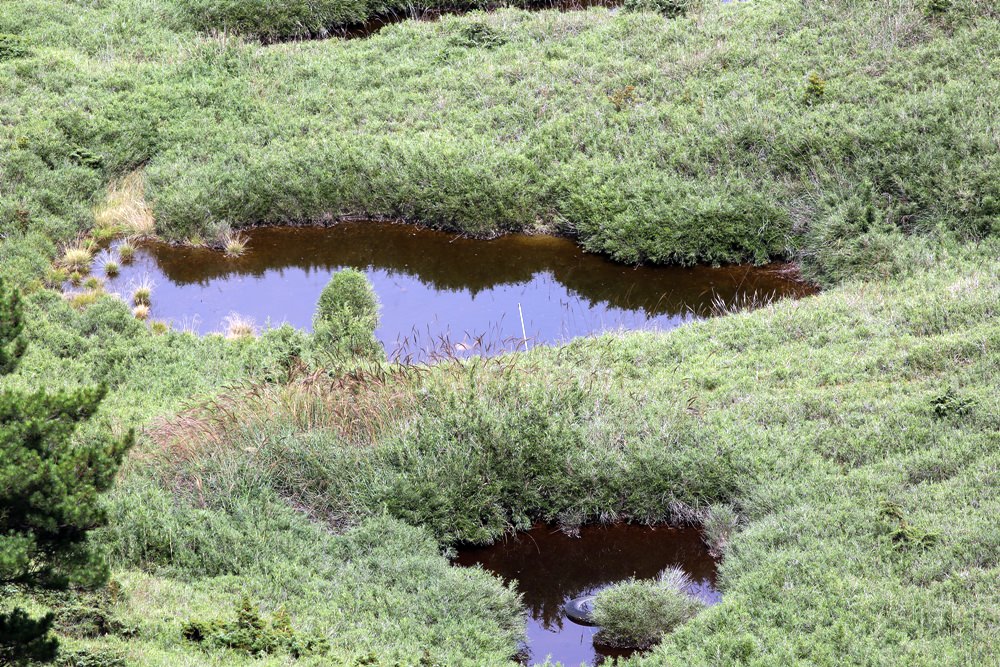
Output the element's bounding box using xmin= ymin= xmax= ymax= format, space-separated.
xmin=2 ymin=0 xmax=998 ymax=284
xmin=96 ymin=248 xmax=1000 ymax=664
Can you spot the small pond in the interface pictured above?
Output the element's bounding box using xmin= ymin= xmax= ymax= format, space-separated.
xmin=96 ymin=222 xmax=813 ymax=359
xmin=455 ymin=523 xmax=720 ymax=666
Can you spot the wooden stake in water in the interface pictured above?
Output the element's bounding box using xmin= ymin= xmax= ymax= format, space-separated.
xmin=518 ymin=303 xmax=530 ymax=351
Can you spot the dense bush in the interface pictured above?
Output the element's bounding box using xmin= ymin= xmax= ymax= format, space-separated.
xmin=591 ymin=568 xmax=704 ymax=649
xmin=3 ymin=0 xmax=996 ymax=286
xmin=622 ymin=0 xmax=689 ymax=18
xmin=0 ymin=0 xmax=998 ymax=664
xmin=311 ymin=268 xmax=383 ymax=365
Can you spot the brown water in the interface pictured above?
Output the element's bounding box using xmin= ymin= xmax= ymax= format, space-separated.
xmin=95 ymin=222 xmax=813 ymax=359
xmin=455 ymin=523 xmax=719 ymax=666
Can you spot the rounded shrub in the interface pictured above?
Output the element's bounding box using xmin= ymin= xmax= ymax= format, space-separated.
xmin=311 ymin=269 xmax=382 ymax=365
xmin=591 ymin=567 xmax=704 ymax=649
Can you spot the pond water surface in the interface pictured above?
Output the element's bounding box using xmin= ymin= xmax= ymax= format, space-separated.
xmin=455 ymin=524 xmax=719 ymax=666
xmin=98 ymin=222 xmax=813 ymax=359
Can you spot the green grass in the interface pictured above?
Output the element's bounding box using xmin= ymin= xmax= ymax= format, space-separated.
xmin=2 ymin=0 xmax=998 ymax=284
xmin=49 ymin=242 xmax=989 ymax=665
xmin=0 ymin=0 xmax=998 ymax=664
xmin=592 ymin=568 xmax=704 ymax=649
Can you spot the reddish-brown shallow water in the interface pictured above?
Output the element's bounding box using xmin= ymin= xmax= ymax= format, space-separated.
xmin=455 ymin=523 xmax=719 ymax=666
xmin=95 ymin=222 xmax=814 ymax=359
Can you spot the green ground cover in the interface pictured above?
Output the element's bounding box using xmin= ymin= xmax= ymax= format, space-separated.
xmin=2 ymin=0 xmax=997 ymax=280
xmin=1 ymin=0 xmax=998 ymax=664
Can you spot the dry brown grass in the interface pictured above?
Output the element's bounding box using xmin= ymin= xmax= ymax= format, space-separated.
xmin=60 ymin=245 xmax=93 ymax=272
xmin=94 ymin=171 xmax=156 ymax=237
xmin=143 ymin=363 xmax=426 ymax=466
xmin=222 ymin=313 xmax=256 ymax=339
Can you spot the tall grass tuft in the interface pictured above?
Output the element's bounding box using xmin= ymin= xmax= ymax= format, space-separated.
xmin=218 ymin=229 xmax=248 ymax=258
xmin=117 ymin=240 xmax=136 ymax=265
xmin=61 ymin=245 xmax=93 ymax=272
xmin=223 ymin=313 xmax=256 ymax=340
xmin=131 ymin=276 xmax=154 ymax=306
xmin=94 ymin=171 xmax=156 ymax=237
xmin=702 ymin=503 xmax=740 ymax=558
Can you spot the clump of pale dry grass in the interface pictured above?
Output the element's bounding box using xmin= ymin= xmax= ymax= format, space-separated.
xmin=94 ymin=171 xmax=156 ymax=237
xmin=132 ymin=304 xmax=150 ymax=320
xmin=61 ymin=245 xmax=93 ymax=272
xmin=223 ymin=313 xmax=256 ymax=340
xmin=144 ymin=364 xmax=425 ymax=466
xmin=219 ymin=229 xmax=249 ymax=257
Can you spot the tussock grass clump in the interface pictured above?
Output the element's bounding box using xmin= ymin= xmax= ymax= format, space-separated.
xmin=103 ymin=260 xmax=120 ymax=278
xmin=94 ymin=172 xmax=155 ymax=238
xmin=45 ymin=267 xmax=68 ymax=288
xmin=130 ymin=277 xmax=153 ymax=307
xmin=149 ymin=320 xmax=170 ymax=335
xmin=219 ymin=230 xmax=248 ymax=258
xmin=67 ymin=290 xmax=102 ymax=310
xmin=592 ymin=567 xmax=704 ymax=649
xmin=223 ymin=313 xmax=256 ymax=340
xmin=702 ymin=503 xmax=739 ymax=558
xmin=132 ymin=304 xmax=150 ymax=320
xmin=117 ymin=241 xmax=136 ymax=265
xmin=60 ymin=246 xmax=92 ymax=273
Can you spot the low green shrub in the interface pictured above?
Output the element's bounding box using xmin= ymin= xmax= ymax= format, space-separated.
xmin=591 ymin=568 xmax=704 ymax=649
xmin=802 ymin=71 xmax=826 ymax=106
xmin=182 ymin=595 xmax=329 ymax=658
xmin=0 ymin=34 xmax=31 ymax=61
xmin=311 ymin=269 xmax=383 ymax=366
xmin=452 ymin=21 xmax=507 ymax=48
xmin=54 ymin=648 xmax=127 ymax=667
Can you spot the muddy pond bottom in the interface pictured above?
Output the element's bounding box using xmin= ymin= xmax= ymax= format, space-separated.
xmin=455 ymin=524 xmax=720 ymax=666
xmin=99 ymin=223 xmax=813 ymax=360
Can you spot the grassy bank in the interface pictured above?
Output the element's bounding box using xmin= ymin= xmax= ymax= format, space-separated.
xmin=13 ymin=241 xmax=986 ymax=665
xmin=1 ymin=0 xmax=998 ymax=664
xmin=2 ymin=0 xmax=998 ymax=281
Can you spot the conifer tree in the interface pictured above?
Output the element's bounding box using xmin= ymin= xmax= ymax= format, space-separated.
xmin=0 ymin=278 xmax=132 ymax=664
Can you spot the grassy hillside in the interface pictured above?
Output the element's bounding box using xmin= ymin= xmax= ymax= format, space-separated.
xmin=5 ymin=243 xmax=995 ymax=665
xmin=2 ymin=0 xmax=998 ymax=280
xmin=1 ymin=0 xmax=998 ymax=665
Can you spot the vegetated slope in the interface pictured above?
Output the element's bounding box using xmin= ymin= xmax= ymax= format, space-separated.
xmin=88 ymin=245 xmax=997 ymax=665
xmin=0 ymin=0 xmax=998 ymax=664
xmin=1 ymin=0 xmax=998 ymax=281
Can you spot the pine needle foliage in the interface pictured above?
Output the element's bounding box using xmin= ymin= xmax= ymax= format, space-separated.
xmin=0 ymin=278 xmax=133 ymax=664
